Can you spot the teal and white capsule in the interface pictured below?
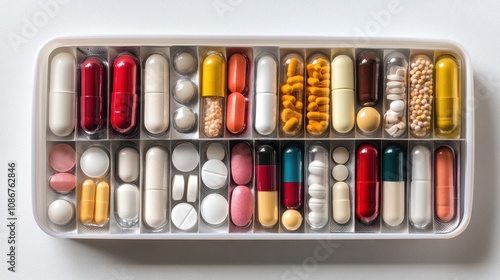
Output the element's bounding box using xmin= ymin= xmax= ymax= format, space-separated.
xmin=382 ymin=145 xmax=406 ymax=227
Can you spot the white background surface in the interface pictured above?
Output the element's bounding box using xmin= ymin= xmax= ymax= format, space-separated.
xmin=0 ymin=0 xmax=498 ymax=279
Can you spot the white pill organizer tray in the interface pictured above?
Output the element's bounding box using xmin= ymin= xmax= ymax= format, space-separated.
xmin=33 ymin=37 xmax=474 ymax=239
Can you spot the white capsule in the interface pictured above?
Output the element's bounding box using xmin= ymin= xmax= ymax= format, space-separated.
xmin=331 ymin=55 xmax=355 ymax=133
xmin=115 ymin=183 xmax=140 ymax=222
xmin=332 ymin=182 xmax=351 ymax=224
xmin=143 ymin=146 xmax=168 ymax=229
xmin=410 ymin=145 xmax=432 ymax=228
xmin=254 ymin=55 xmax=277 ymax=135
xmin=49 ymin=52 xmax=76 ymax=137
xmin=117 ymin=147 xmax=139 ymax=183
xmin=144 ymin=54 xmax=169 ymax=134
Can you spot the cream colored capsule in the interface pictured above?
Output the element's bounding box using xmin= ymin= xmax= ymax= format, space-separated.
xmin=332 ymin=182 xmax=350 ymax=224
xmin=331 ymin=55 xmax=355 ymax=133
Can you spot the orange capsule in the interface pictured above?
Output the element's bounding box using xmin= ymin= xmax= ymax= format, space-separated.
xmin=228 ymin=53 xmax=247 ymax=94
xmin=434 ymin=146 xmax=456 ymax=222
xmin=226 ymin=92 xmax=246 ymax=134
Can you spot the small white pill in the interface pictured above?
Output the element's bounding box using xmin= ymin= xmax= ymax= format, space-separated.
xmin=308 ymin=184 xmax=327 ymax=199
xmin=308 ymin=211 xmax=328 ymax=229
xmin=386 ymin=125 xmax=399 ymax=136
xmin=172 ymin=143 xmax=199 ymax=172
xmin=332 ymin=165 xmax=349 ymax=181
xmin=390 ymin=100 xmax=405 ymax=112
xmin=396 ymin=68 xmax=405 ymax=76
xmin=201 ymin=159 xmax=228 ymax=190
xmin=201 ymin=193 xmax=228 ymax=226
xmin=206 ymin=142 xmax=225 ymax=160
xmin=48 ymin=199 xmax=74 ymax=226
xmin=308 ymin=160 xmax=325 ymax=175
xmin=117 ymin=147 xmax=139 ymax=183
xmin=172 ymin=175 xmax=185 ymax=201
xmin=174 ymin=51 xmax=196 ymax=75
xmin=307 ymin=174 xmax=323 ymax=186
xmin=332 ymin=146 xmax=349 ymax=164
xmin=186 ymin=175 xmax=199 ymax=202
xmin=171 ymin=203 xmax=198 ymax=231
xmin=387 ymin=74 xmax=404 ymax=81
xmin=387 ymin=81 xmax=403 ymax=88
xmin=115 ymin=183 xmax=139 ymax=222
xmin=80 ymin=146 xmax=109 ymax=178
xmin=388 ymin=87 xmax=404 ymax=94
xmin=174 ymin=79 xmax=196 ymax=104
xmin=309 ymin=198 xmax=327 ymax=212
xmin=386 ymin=115 xmax=398 ymax=124
xmin=173 ymin=107 xmax=196 ymax=132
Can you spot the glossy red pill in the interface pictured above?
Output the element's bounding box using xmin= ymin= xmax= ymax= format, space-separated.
xmin=110 ymin=54 xmax=138 ymax=134
xmin=80 ymin=57 xmax=104 ymax=134
xmin=355 ymin=143 xmax=380 ymax=224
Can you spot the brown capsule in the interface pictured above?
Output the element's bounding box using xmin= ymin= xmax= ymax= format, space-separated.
xmin=357 ymin=51 xmax=380 ymax=106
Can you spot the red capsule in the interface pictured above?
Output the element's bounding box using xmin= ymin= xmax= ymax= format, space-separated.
xmin=80 ymin=57 xmax=104 ymax=134
xmin=228 ymin=53 xmax=247 ymax=94
xmin=435 ymin=146 xmax=456 ymax=222
xmin=355 ymin=143 xmax=380 ymax=224
xmin=110 ymin=54 xmax=138 ymax=134
xmin=357 ymin=51 xmax=380 ymax=106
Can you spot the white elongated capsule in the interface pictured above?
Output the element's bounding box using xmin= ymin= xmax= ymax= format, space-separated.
xmin=254 ymin=55 xmax=277 ymax=135
xmin=410 ymin=145 xmax=432 ymax=228
xmin=144 ymin=146 xmax=168 ymax=229
xmin=144 ymin=54 xmax=169 ymax=134
xmin=332 ymin=182 xmax=351 ymax=224
xmin=116 ymin=183 xmax=140 ymax=223
xmin=331 ymin=55 xmax=355 ymax=134
xmin=49 ymin=52 xmax=76 ymax=136
xmin=117 ymin=147 xmax=139 ymax=183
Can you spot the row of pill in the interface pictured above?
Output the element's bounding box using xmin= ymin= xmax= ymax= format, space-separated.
xmin=45 ymin=140 xmax=460 ymax=234
xmin=46 ymin=47 xmax=462 ymax=141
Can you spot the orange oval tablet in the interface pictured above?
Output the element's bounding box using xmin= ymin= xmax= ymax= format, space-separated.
xmin=434 ymin=146 xmax=456 ymax=222
xmin=226 ymin=92 xmax=246 ymax=134
xmin=228 ymin=53 xmax=247 ymax=94
xmin=231 ymin=185 xmax=253 ymax=227
xmin=49 ymin=172 xmax=76 ymax=194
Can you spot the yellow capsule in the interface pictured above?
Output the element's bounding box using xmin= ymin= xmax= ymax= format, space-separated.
xmin=307 ymin=120 xmax=324 ymax=133
xmin=319 ymin=79 xmax=330 ymax=88
xmin=80 ymin=179 xmax=96 ymax=224
xmin=258 ymin=191 xmax=278 ymax=227
xmin=287 ymin=75 xmax=304 ymax=85
xmin=281 ymin=84 xmax=293 ymax=94
xmin=321 ymin=73 xmax=330 ymax=80
xmin=283 ymin=117 xmax=299 ymax=132
xmin=307 ymin=102 xmax=319 ymax=112
xmin=320 ymin=120 xmax=328 ymax=127
xmin=283 ymin=100 xmax=295 ymax=110
xmin=307 ymin=112 xmax=329 ymax=121
xmin=307 ymin=87 xmax=329 ymax=96
xmin=317 ymin=57 xmax=328 ymax=66
xmin=312 ymin=71 xmax=321 ymax=79
xmin=291 ymin=83 xmax=303 ymax=91
xmin=307 ymin=77 xmax=319 ymax=86
xmin=287 ymin=57 xmax=297 ymax=78
xmin=281 ymin=95 xmax=296 ymax=103
xmin=321 ymin=66 xmax=330 ymax=73
xmin=295 ymin=101 xmax=303 ymax=110
xmin=316 ymin=97 xmax=330 ymax=105
xmin=435 ymin=56 xmax=460 ymax=138
xmin=318 ymin=104 xmax=330 ymax=112
xmin=281 ymin=108 xmax=302 ymax=122
xmin=308 ymin=95 xmax=318 ymax=103
xmin=201 ymin=53 xmax=225 ymax=98
xmin=94 ymin=181 xmax=109 ymax=225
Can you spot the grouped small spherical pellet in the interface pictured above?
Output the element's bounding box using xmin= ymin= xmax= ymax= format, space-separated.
xmin=203 ymin=96 xmax=224 ymax=137
xmin=305 ymin=55 xmax=330 ymax=135
xmin=409 ymin=55 xmax=434 ymax=137
xmin=280 ymin=54 xmax=304 ymax=135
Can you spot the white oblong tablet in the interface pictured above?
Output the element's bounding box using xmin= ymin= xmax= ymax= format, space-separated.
xmin=206 ymin=142 xmax=225 ymax=160
xmin=172 ymin=175 xmax=185 ymax=201
xmin=332 ymin=165 xmax=349 ymax=182
xmin=201 ymin=159 xmax=228 ymax=190
xmin=201 ymin=193 xmax=228 ymax=225
xmin=80 ymin=146 xmax=109 ymax=178
xmin=171 ymin=203 xmax=197 ymax=231
xmin=332 ymin=146 xmax=349 ymax=164
xmin=48 ymin=199 xmax=74 ymax=226
xmin=172 ymin=143 xmax=199 ymax=172
xmin=115 ymin=183 xmax=139 ymax=222
xmin=187 ymin=175 xmax=199 ymax=203
xmin=117 ymin=147 xmax=139 ymax=183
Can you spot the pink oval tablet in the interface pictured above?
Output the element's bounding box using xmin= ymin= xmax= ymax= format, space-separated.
xmin=231 ymin=185 xmax=253 ymax=227
xmin=48 ymin=144 xmax=76 ymax=172
xmin=230 ymin=143 xmax=253 ymax=185
xmin=49 ymin=172 xmax=76 ymax=194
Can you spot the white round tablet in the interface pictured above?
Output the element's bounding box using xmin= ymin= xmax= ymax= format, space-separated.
xmin=48 ymin=199 xmax=74 ymax=226
xmin=174 ymin=51 xmax=196 ymax=75
xmin=172 ymin=175 xmax=185 ymax=201
xmin=206 ymin=142 xmax=225 ymax=160
xmin=332 ymin=146 xmax=350 ymax=164
xmin=174 ymin=79 xmax=196 ymax=104
xmin=171 ymin=203 xmax=198 ymax=231
xmin=172 ymin=143 xmax=199 ymax=172
xmin=80 ymin=146 xmax=109 ymax=178
xmin=186 ymin=175 xmax=198 ymax=203
xmin=201 ymin=193 xmax=228 ymax=226
xmin=201 ymin=159 xmax=228 ymax=190
xmin=332 ymin=165 xmax=349 ymax=181
xmin=173 ymin=107 xmax=196 ymax=132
